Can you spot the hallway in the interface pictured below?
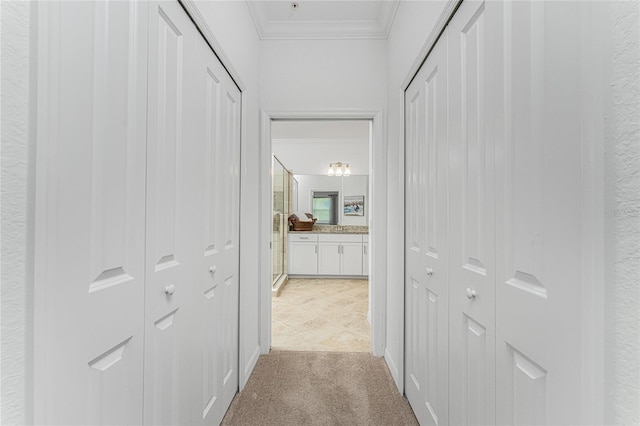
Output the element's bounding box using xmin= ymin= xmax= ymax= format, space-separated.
xmin=221 ymin=351 xmax=417 ymax=425
xmin=2 ymin=0 xmax=638 ymax=424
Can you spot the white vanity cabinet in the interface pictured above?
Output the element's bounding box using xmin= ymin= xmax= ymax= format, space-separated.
xmin=288 ymin=233 xmax=368 ymax=276
xmin=288 ymin=234 xmax=319 ymax=275
xmin=318 ymin=234 xmax=364 ymax=276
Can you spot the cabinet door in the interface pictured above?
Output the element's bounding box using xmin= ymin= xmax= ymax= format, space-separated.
xmin=363 ymin=243 xmax=369 ymax=276
xmin=289 ymin=242 xmax=318 ymax=275
xmin=341 ymin=242 xmax=364 ymax=275
xmin=318 ymin=242 xmax=341 ymax=275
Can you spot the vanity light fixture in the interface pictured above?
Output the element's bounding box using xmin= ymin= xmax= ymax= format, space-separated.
xmin=327 ymin=162 xmax=351 ymax=177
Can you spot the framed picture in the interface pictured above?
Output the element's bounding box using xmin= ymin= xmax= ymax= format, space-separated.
xmin=344 ymin=195 xmax=365 ymax=216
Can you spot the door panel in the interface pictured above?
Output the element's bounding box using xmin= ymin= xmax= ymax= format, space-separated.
xmin=319 ymin=242 xmax=341 ymax=274
xmin=145 ymin=2 xmax=193 ymax=424
xmin=35 ymin=2 xmax=148 ymax=424
xmin=198 ymin=47 xmax=224 ymax=426
xmin=448 ymin=1 xmax=497 ymax=424
xmin=341 ymin=242 xmax=364 ymax=275
xmin=405 ymin=32 xmax=449 ymax=426
xmin=495 ymin=1 xmax=584 ymax=424
xmin=405 ymin=70 xmax=425 ymax=412
xmin=219 ymin=82 xmax=242 ymax=413
xmin=188 ymin=17 xmax=241 ymax=425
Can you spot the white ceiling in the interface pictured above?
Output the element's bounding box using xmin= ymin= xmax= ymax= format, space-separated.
xmin=247 ymin=0 xmax=400 ymax=40
xmin=272 ymin=120 xmax=370 ymax=175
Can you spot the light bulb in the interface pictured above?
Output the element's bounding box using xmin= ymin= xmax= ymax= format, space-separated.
xmin=344 ymin=164 xmax=351 ymax=176
xmin=327 ymin=164 xmax=334 ymax=176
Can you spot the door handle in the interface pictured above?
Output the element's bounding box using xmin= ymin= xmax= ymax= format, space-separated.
xmin=426 ymin=267 xmax=434 ymax=276
xmin=466 ymin=288 xmax=477 ymax=300
xmin=165 ymin=284 xmax=176 ymax=296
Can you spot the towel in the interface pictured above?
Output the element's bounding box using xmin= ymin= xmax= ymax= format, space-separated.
xmin=295 ymin=212 xmax=311 ymax=222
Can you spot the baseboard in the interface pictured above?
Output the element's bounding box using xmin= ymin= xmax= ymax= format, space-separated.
xmin=288 ymin=274 xmax=368 ymax=279
xmin=241 ymin=345 xmax=261 ymax=390
xmin=384 ymin=348 xmax=402 ymax=395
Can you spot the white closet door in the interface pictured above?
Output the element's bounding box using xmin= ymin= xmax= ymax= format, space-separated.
xmin=494 ymin=1 xmax=585 ymax=424
xmin=404 ymin=33 xmax=449 ymax=426
xmin=34 ymin=2 xmax=148 ymax=424
xmin=448 ymin=1 xmax=497 ymax=424
xmin=218 ymin=70 xmax=242 ymax=414
xmin=190 ymin=28 xmax=242 ymax=424
xmin=144 ymin=2 xmax=202 ymax=424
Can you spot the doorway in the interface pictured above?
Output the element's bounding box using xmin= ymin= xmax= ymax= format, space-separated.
xmin=271 ymin=119 xmax=371 ymax=352
xmin=259 ymin=112 xmax=387 ymax=357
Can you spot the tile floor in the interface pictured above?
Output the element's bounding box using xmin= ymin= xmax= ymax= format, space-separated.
xmin=272 ymin=278 xmax=370 ymax=352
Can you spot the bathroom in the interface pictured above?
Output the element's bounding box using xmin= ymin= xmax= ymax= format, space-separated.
xmin=270 ymin=119 xmax=371 ymax=352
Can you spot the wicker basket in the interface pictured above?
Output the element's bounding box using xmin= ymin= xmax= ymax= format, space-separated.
xmin=288 ymin=213 xmax=317 ymax=231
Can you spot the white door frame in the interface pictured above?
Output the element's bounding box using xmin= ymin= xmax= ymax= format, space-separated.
xmin=259 ymin=110 xmax=387 ymax=357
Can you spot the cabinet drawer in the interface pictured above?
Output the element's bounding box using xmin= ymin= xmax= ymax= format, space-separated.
xmin=289 ymin=233 xmax=318 ymax=242
xmin=318 ymin=234 xmax=363 ymax=243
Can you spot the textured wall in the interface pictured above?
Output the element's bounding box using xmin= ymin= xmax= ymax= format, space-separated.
xmin=1 ymin=1 xmax=33 ymax=424
xmin=604 ymin=1 xmax=640 ymax=424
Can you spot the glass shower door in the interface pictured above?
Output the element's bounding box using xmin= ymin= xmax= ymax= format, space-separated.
xmin=272 ymin=156 xmax=287 ymax=287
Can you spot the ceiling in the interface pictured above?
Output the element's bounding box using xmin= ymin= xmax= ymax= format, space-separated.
xmin=246 ymin=0 xmax=400 ymax=40
xmin=272 ymin=120 xmax=370 ymax=175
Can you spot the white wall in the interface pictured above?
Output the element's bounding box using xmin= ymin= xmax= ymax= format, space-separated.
xmin=272 ymin=138 xmax=369 ymax=175
xmin=603 ymin=1 xmax=640 ymax=424
xmin=1 ymin=1 xmax=34 ymax=424
xmin=384 ymin=0 xmax=449 ymax=391
xmin=192 ymin=0 xmax=262 ymax=389
xmin=295 ymin=175 xmax=369 ymax=226
xmin=260 ymin=39 xmax=386 ymax=111
xmin=259 ymin=36 xmax=388 ymax=356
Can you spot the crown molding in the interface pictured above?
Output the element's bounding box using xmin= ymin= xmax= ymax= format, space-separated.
xmin=246 ymin=0 xmax=399 ymax=40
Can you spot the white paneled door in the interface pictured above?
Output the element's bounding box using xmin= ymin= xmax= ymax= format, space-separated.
xmin=405 ymin=1 xmax=595 ymax=424
xmin=193 ymin=21 xmax=242 ymax=425
xmin=404 ymin=32 xmax=449 ymax=426
xmin=448 ymin=1 xmax=497 ymax=424
xmin=145 ymin=2 xmax=197 ymax=424
xmin=146 ymin=1 xmax=240 ymax=424
xmin=34 ymin=2 xmax=149 ymax=424
xmin=494 ymin=1 xmax=586 ymax=423
xmin=35 ymin=1 xmax=241 ymax=425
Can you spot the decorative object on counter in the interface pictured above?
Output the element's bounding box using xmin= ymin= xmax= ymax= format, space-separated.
xmin=327 ymin=162 xmax=351 ymax=177
xmin=288 ymin=213 xmax=317 ymax=231
xmin=344 ymin=195 xmax=365 ymax=216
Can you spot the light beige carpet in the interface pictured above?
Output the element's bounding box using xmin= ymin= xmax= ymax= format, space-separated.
xmin=222 ymin=351 xmax=418 ymax=426
xmin=272 ymin=278 xmax=370 ymax=352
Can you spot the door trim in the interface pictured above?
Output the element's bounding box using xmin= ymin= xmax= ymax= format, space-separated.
xmin=259 ymin=109 xmax=387 ymax=357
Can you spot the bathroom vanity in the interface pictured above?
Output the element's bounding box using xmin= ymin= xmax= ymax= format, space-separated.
xmin=288 ymin=226 xmax=369 ymax=277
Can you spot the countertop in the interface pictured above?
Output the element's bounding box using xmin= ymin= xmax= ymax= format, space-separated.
xmin=289 ymin=225 xmax=369 ymax=235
